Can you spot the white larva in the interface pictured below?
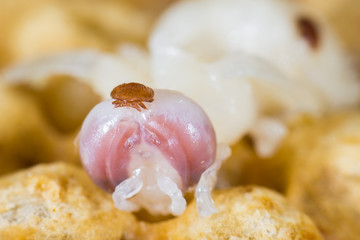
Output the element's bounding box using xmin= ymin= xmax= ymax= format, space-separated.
xmin=149 ymin=0 xmax=360 ymax=155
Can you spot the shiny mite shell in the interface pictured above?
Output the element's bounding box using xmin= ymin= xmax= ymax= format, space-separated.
xmin=111 ymin=82 xmax=154 ymax=102
xmin=110 ymin=82 xmax=155 ymax=111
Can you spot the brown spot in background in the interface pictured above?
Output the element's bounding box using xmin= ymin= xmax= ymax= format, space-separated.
xmin=297 ymin=16 xmax=320 ymax=49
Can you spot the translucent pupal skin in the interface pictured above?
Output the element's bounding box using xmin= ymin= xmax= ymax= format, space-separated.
xmin=79 ymin=89 xmax=216 ymax=194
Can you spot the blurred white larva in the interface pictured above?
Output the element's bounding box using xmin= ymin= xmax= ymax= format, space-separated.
xmin=149 ymin=0 xmax=360 ymax=155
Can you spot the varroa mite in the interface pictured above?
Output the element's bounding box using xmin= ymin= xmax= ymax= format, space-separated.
xmin=111 ymin=82 xmax=154 ymax=111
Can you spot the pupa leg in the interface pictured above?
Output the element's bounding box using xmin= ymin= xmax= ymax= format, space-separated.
xmin=249 ymin=117 xmax=287 ymax=158
xmin=112 ymin=174 xmax=143 ymax=212
xmin=157 ymin=176 xmax=187 ymax=216
xmin=195 ymin=143 xmax=231 ymax=217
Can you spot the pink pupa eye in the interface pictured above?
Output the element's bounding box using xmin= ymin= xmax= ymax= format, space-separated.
xmin=78 ymin=83 xmax=229 ymax=216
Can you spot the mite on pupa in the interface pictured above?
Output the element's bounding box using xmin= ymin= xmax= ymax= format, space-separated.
xmin=78 ymin=83 xmax=230 ymax=217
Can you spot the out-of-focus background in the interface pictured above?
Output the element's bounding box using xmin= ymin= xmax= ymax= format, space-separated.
xmin=1 ymin=0 xmax=360 ymax=69
xmin=0 ymin=0 xmax=177 ymax=68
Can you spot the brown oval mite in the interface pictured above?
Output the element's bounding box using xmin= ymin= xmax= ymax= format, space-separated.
xmin=297 ymin=16 xmax=319 ymax=49
xmin=111 ymin=82 xmax=154 ymax=111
